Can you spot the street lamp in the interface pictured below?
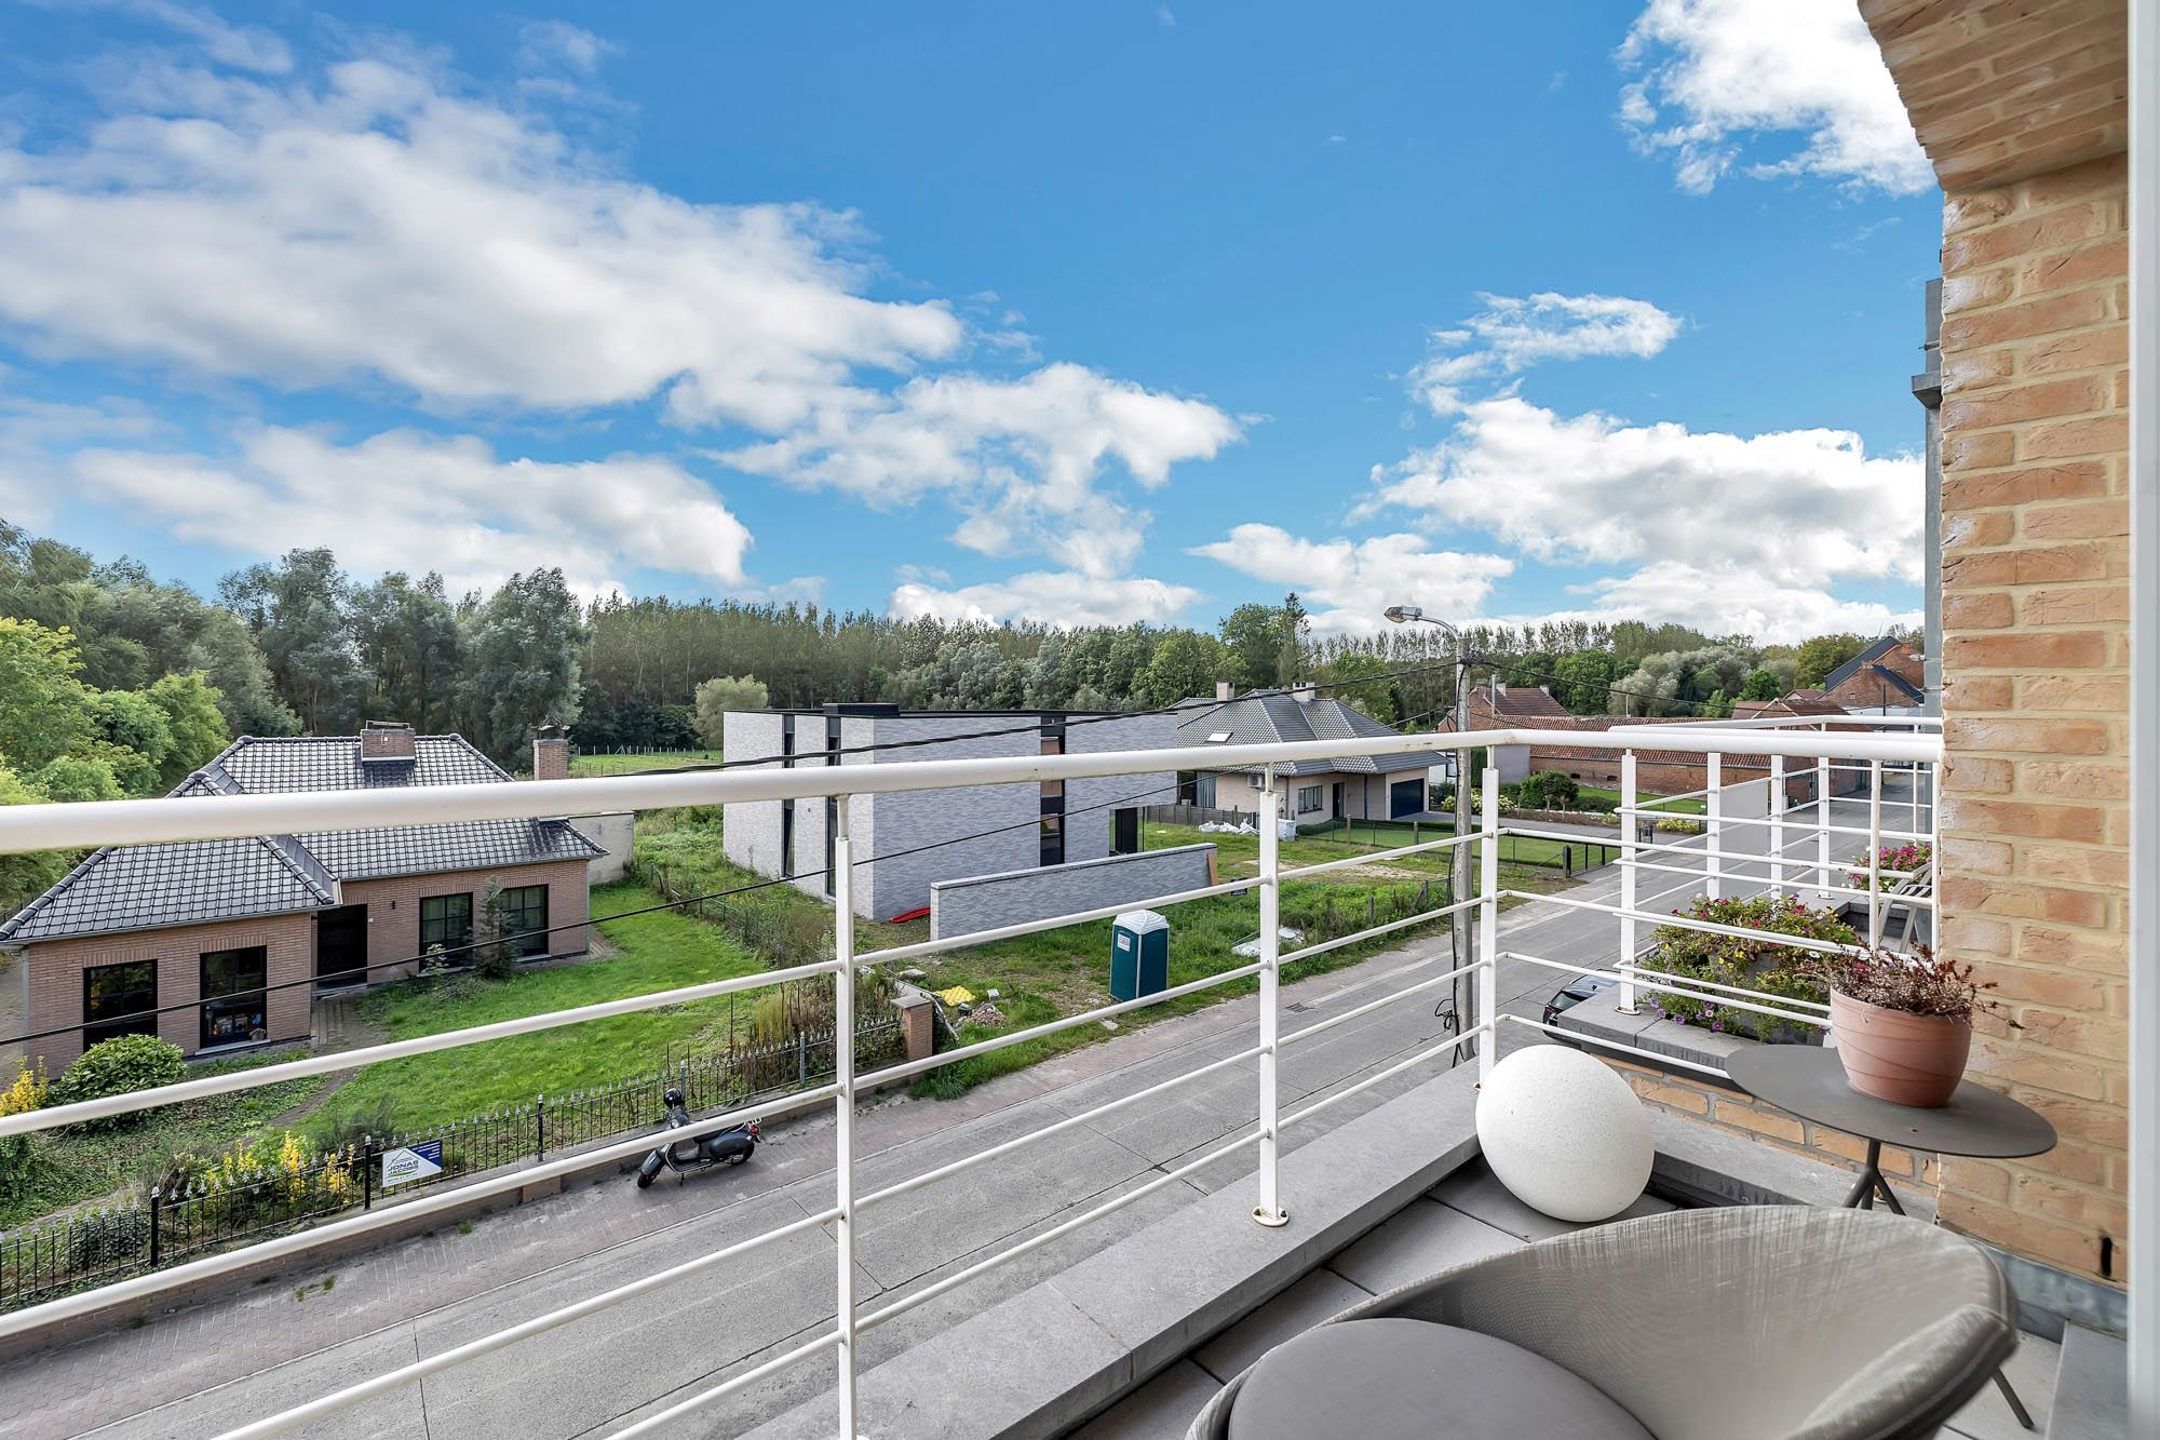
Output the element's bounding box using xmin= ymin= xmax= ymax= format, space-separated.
xmin=1385 ymin=605 xmax=1476 ymax=1053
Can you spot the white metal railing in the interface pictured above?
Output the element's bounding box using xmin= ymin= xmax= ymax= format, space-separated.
xmin=0 ymin=719 xmax=1942 ymax=1436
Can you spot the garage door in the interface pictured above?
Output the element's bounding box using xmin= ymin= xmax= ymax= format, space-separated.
xmin=1388 ymin=777 xmax=1423 ymax=818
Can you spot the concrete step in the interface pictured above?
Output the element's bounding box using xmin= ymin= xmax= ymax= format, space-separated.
xmin=2045 ymin=1323 xmax=2127 ymax=1439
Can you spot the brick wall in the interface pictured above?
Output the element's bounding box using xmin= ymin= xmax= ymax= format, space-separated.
xmin=1607 ymin=1055 xmax=1941 ymax=1190
xmin=341 ymin=858 xmax=592 ymax=981
xmin=24 ymin=913 xmax=314 ymax=1073
xmin=1934 ymin=151 xmax=2129 ymax=1279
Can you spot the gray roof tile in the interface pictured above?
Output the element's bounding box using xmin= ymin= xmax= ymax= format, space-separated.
xmin=0 ymin=734 xmax=601 ymax=944
xmin=1177 ymin=694 xmax=1430 ymax=776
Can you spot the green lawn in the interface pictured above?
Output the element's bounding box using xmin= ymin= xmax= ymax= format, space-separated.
xmin=1576 ymin=786 xmax=1708 ymax=815
xmin=1 ymin=1051 xmax=324 ymax=1228
xmin=631 ymin=810 xmax=1576 ymax=1099
xmin=569 ymin=749 xmax=723 ymax=777
xmin=315 ymin=882 xmax=764 ymax=1131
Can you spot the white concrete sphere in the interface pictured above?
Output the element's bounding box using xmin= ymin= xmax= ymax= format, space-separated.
xmin=1475 ymin=1046 xmax=1653 ymax=1222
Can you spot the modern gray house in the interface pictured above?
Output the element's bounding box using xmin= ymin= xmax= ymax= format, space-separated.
xmin=721 ymin=704 xmax=1177 ymax=922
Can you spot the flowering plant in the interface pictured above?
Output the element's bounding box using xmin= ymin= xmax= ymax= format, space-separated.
xmin=1637 ymin=894 xmax=1851 ymax=1043
xmin=1803 ymin=943 xmax=2015 ymax=1025
xmin=1850 ymin=840 xmax=1932 ymax=892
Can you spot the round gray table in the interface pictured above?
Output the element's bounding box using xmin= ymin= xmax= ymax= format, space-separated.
xmin=1727 ymin=1044 xmax=2057 ymax=1429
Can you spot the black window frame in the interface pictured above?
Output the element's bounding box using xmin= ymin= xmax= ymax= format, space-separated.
xmin=419 ymin=892 xmax=474 ymax=957
xmin=198 ymin=946 xmax=269 ymax=1050
xmin=497 ymin=884 xmax=550 ymax=960
xmin=82 ymin=960 xmax=158 ymax=1048
xmin=1297 ymin=784 xmax=1324 ymax=815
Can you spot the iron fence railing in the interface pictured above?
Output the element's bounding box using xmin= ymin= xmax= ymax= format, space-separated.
xmin=0 ymin=1018 xmax=900 ymax=1312
xmin=0 ymin=718 xmax=1955 ymax=1439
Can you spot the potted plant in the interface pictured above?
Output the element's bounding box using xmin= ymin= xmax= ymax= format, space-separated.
xmin=1804 ymin=944 xmax=2014 ymax=1107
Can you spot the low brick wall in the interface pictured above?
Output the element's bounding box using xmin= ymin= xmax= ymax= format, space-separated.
xmin=1601 ymin=1054 xmax=1942 ymax=1191
xmin=930 ymin=844 xmax=1217 ymax=941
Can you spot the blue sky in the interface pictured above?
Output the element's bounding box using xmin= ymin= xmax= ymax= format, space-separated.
xmin=0 ymin=0 xmax=1941 ymax=641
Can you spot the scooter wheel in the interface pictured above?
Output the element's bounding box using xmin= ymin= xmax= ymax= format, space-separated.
xmin=636 ymin=1171 xmax=654 ymax=1189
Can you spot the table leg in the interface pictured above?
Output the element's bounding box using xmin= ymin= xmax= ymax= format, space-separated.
xmin=1843 ymin=1142 xmax=2029 ymax=1430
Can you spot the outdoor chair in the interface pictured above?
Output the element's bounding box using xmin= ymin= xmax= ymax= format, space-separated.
xmin=1188 ymin=1205 xmax=2017 ymax=1440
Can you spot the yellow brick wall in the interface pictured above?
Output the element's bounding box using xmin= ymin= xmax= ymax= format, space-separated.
xmin=1934 ymin=151 xmax=2129 ymax=1280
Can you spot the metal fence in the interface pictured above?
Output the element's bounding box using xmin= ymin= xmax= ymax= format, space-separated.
xmin=0 ymin=1018 xmax=901 ymax=1312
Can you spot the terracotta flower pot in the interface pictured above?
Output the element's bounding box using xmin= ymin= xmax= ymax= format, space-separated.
xmin=1829 ymin=990 xmax=1972 ymax=1108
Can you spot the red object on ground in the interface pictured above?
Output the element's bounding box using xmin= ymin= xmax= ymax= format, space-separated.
xmin=888 ymin=906 xmax=930 ymax=924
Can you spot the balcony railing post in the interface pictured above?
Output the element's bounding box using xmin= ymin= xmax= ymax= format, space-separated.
xmin=831 ymin=795 xmax=860 ymax=1434
xmin=1477 ymin=764 xmax=1499 ymax=1085
xmin=1618 ymin=751 xmax=1639 ymax=1014
xmin=1867 ymin=760 xmax=1884 ymax=947
xmin=1769 ymin=753 xmax=1786 ymax=898
xmin=1706 ymin=751 xmax=1723 ymax=900
xmin=1816 ymin=753 xmax=1834 ymax=906
xmin=1253 ymin=765 xmax=1288 ymax=1227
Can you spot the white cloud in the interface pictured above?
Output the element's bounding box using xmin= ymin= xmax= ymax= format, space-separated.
xmin=0 ymin=41 xmax=1237 ymax=600
xmin=1618 ymin=0 xmax=1933 ymax=195
xmin=1367 ymin=395 xmax=1922 ymax=590
xmin=1411 ymin=292 xmax=1680 ymax=410
xmin=724 ymin=362 xmax=1240 ymax=578
xmin=0 ymin=55 xmax=964 ymax=429
xmin=889 ymin=571 xmax=1200 ymax=629
xmin=517 ymin=20 xmax=615 ymax=75
xmin=1189 ymin=524 xmax=1514 ymax=637
xmin=83 ymin=0 xmax=295 ymax=74
xmin=67 ymin=427 xmax=757 ymax=599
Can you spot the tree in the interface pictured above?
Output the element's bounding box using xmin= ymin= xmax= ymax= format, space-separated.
xmin=218 ymin=549 xmax=367 ymax=733
xmin=1219 ymin=603 xmax=1284 ymax=690
xmin=1276 ymin=593 xmax=1310 ymax=686
xmin=86 ymin=688 xmax=173 ymax=793
xmin=1320 ymin=653 xmax=1400 ymax=724
xmin=353 ymin=573 xmax=462 ymax=732
xmin=693 ymin=675 xmax=770 ymax=747
xmin=1141 ymin=631 xmax=1224 ymax=708
xmin=1550 ymin=650 xmax=1619 ymax=715
xmin=0 ymin=618 xmax=92 ymax=769
xmin=1739 ymin=667 xmax=1783 ymax=702
xmin=146 ymin=672 xmax=232 ymax=787
xmin=28 ymin=753 xmax=124 ymax=803
xmin=0 ymin=764 xmax=71 ymax=919
xmin=1793 ymin=633 xmax=1868 ymax=690
xmin=457 ymin=568 xmax=586 ymax=764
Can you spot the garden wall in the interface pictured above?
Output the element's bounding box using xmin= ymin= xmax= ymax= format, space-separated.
xmin=929 ymin=844 xmax=1218 ymax=942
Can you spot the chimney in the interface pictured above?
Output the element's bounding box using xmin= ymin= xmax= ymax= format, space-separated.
xmin=533 ymin=726 xmax=570 ymax=782
xmin=1292 ymin=684 xmax=1316 ymax=703
xmin=1215 ymin=681 xmax=1235 ymax=702
xmin=359 ymin=720 xmax=416 ymax=763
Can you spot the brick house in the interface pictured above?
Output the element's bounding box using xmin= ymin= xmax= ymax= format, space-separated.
xmin=1178 ymin=688 xmax=1436 ymax=824
xmin=2 ymin=723 xmax=601 ymax=1073
xmin=1820 ymin=636 xmax=1930 ymax=714
xmin=1459 ymin=683 xmax=1861 ymax=800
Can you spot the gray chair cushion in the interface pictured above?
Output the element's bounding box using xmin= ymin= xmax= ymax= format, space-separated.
xmin=1225 ymin=1318 xmax=1654 ymax=1440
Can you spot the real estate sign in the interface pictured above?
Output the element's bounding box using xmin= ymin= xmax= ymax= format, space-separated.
xmin=381 ymin=1139 xmax=445 ymax=1189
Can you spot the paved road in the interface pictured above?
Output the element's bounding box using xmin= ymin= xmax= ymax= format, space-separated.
xmin=0 ymin=786 xmax=1910 ymax=1439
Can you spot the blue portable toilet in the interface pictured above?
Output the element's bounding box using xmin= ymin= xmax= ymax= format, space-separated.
xmin=1110 ymin=910 xmax=1170 ymax=1002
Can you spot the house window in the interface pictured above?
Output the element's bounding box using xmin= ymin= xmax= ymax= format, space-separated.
xmin=83 ymin=960 xmax=157 ymax=1047
xmin=419 ymin=893 xmax=473 ymax=958
xmin=497 ymin=884 xmax=550 ymax=959
xmin=199 ymin=947 xmax=268 ymax=1050
xmin=1297 ymin=785 xmax=1323 ymax=815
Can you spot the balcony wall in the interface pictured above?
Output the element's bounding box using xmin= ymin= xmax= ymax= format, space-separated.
xmin=1868 ymin=0 xmax=2132 ymax=1281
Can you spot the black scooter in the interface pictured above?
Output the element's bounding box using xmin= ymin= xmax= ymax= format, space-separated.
xmin=635 ymin=1087 xmax=761 ymax=1188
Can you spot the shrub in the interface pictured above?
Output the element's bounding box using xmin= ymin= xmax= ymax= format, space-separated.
xmin=1638 ymin=894 xmax=1854 ymax=1044
xmin=65 ymin=1205 xmax=150 ymax=1275
xmin=48 ymin=1034 xmax=186 ymax=1129
xmin=1850 ymin=840 xmax=1932 ymax=892
xmin=0 ymin=1060 xmax=48 ymax=1200
xmin=1517 ymin=770 xmax=1580 ymax=810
